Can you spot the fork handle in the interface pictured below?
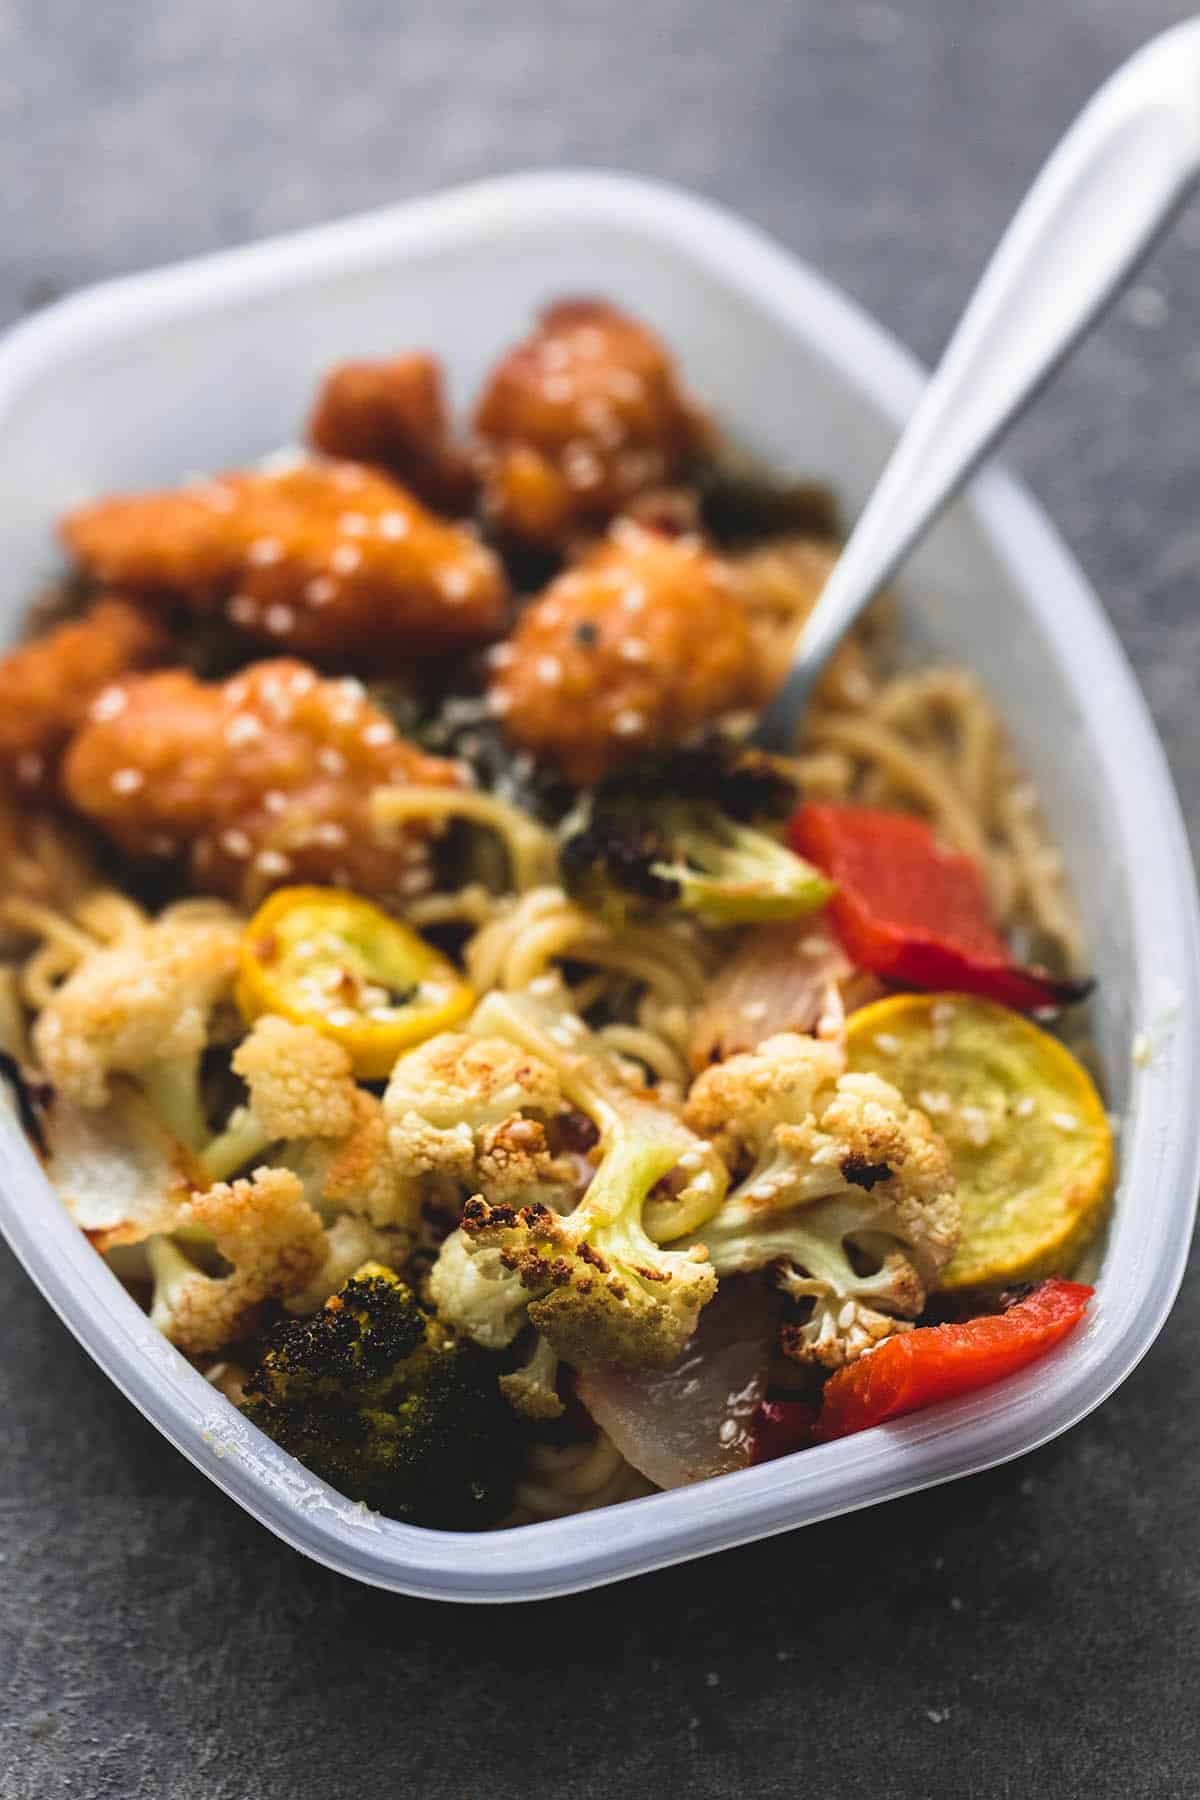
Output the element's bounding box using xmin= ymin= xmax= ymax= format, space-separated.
xmin=757 ymin=18 xmax=1200 ymax=747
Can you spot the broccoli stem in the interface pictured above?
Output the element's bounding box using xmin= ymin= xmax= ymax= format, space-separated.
xmin=658 ymin=820 xmax=834 ymax=926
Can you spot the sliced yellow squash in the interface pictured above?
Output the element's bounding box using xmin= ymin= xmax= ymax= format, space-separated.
xmin=845 ymin=993 xmax=1112 ymax=1291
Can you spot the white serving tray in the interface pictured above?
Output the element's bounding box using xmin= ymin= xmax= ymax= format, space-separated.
xmin=0 ymin=171 xmax=1196 ymax=1602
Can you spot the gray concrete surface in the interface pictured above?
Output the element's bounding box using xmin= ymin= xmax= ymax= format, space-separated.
xmin=2 ymin=2 xmax=1198 ymax=1795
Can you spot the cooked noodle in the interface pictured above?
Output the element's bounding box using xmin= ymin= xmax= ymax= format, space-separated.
xmin=507 ymin=1430 xmax=654 ymax=1524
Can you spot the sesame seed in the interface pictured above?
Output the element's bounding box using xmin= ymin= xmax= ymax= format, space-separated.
xmin=487 ymin=690 xmax=513 ymax=717
xmin=621 ymin=583 xmax=647 ymax=614
xmin=959 ymin=1105 xmax=992 ymax=1147
xmin=331 ymin=465 xmax=367 ymax=491
xmin=256 ymin=446 xmax=307 ymax=477
xmin=873 ymin=1032 xmax=902 ymax=1055
xmin=110 ymin=767 xmax=144 ymax=795
xmin=225 ymin=713 xmax=265 ymax=748
xmin=399 ymin=867 xmax=431 ymax=895
xmin=362 ymin=720 xmax=394 ymax=746
xmin=147 ymin=833 xmax=177 ymax=857
xmin=579 ymin=396 xmax=618 ymax=434
xmin=91 ymin=686 xmax=128 ymax=722
xmin=330 ymin=543 xmax=362 ymax=575
xmin=227 ymin=595 xmax=260 ymax=626
xmin=438 ymin=566 xmax=471 ymax=600
xmin=318 ymin=747 xmax=348 ymax=776
xmin=253 ymin=849 xmax=292 ymax=877
xmin=304 ymin=577 xmax=336 ymax=608
xmin=288 ymin=668 xmax=316 ymax=695
xmin=542 ymin=375 xmax=575 ymax=404
xmin=265 ymin=603 xmax=296 ymax=635
xmin=337 ymin=512 xmax=369 ymax=537
xmin=537 ymin=600 xmax=564 ymax=627
xmin=618 ymin=638 xmax=649 ymax=663
xmin=339 ymin=678 xmax=366 ymax=702
xmin=612 ymin=708 xmax=645 ymax=736
xmin=563 ymin=444 xmax=603 ymax=491
xmin=263 ymin=790 xmax=289 ymax=814
xmin=572 ymin=326 xmax=607 ymax=356
xmin=200 ymin=484 xmax=236 ymax=513
xmin=536 ymin=655 xmax=563 ymax=685
xmin=604 ymin=368 xmax=646 ymax=403
xmin=219 ymin=829 xmax=253 ymax=859
xmin=247 ymin=536 xmax=284 ymax=566
xmin=312 ymin=822 xmax=347 ymax=847
xmin=485 ymin=642 xmax=515 ymax=670
xmin=1014 ymin=1096 xmax=1037 ymax=1118
xmin=327 ymin=1006 xmax=361 ymax=1028
xmin=741 ymin=1000 xmax=769 ymax=1021
xmin=379 ymin=511 xmax=410 ymax=540
xmin=1050 ymin=1111 xmax=1078 ymax=1132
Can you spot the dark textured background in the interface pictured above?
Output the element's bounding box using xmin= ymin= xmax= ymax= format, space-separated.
xmin=2 ymin=3 xmax=1199 ymax=1796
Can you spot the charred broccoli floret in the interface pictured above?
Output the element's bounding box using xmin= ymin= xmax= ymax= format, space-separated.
xmin=240 ymin=1262 xmax=518 ymax=1528
xmin=559 ymin=742 xmax=833 ymax=928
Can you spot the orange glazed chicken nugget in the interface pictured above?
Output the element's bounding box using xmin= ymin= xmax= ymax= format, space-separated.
xmin=0 ymin=597 xmax=168 ymax=793
xmin=307 ymin=352 xmax=478 ymax=514
xmin=474 ymin=300 xmax=712 ymax=548
xmin=60 ymin=459 xmax=507 ymax=664
xmin=63 ymin=659 xmax=464 ymax=906
xmin=488 ymin=522 xmax=764 ymax=784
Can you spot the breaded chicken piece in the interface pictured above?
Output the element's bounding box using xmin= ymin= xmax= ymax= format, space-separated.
xmin=0 ymin=597 xmax=168 ymax=792
xmin=63 ymin=658 xmax=464 ymax=906
xmin=60 ymin=458 xmax=507 ymax=664
xmin=307 ymin=352 xmax=478 ymax=515
xmin=474 ymin=300 xmax=712 ymax=549
xmin=487 ymin=521 xmax=765 ymax=784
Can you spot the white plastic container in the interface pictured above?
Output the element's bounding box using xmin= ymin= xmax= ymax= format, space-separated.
xmin=0 ymin=172 xmax=1196 ymax=1603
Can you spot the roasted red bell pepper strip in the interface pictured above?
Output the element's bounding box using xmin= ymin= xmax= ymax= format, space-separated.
xmin=814 ymin=1278 xmax=1094 ymax=1442
xmin=789 ymin=803 xmax=1091 ymax=1012
xmin=750 ymin=1398 xmax=820 ymax=1464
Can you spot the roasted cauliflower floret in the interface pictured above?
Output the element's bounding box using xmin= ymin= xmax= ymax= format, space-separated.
xmin=202 ymin=1014 xmax=359 ymax=1179
xmin=203 ymin=1015 xmax=420 ymax=1236
xmin=488 ymin=522 xmax=765 ymax=784
xmin=475 ymin=299 xmax=711 ymax=548
xmin=62 ymin=658 xmax=463 ymax=906
xmin=383 ymin=1029 xmax=572 ymax=1204
xmin=0 ymin=597 xmax=168 ymax=794
xmin=684 ymin=1033 xmax=960 ymax=1369
xmin=282 ymin=1212 xmax=413 ymax=1315
xmin=307 ymin=352 xmax=478 ymax=514
xmin=31 ymin=914 xmax=241 ymax=1146
xmin=146 ymin=1166 xmax=326 ymax=1355
xmin=60 ymin=456 xmax=507 ymax=662
xmin=428 ymin=983 xmax=729 ymax=1370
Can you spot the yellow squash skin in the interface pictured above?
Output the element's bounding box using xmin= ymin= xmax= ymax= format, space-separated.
xmin=236 ymin=886 xmax=475 ymax=1080
xmin=846 ymin=993 xmax=1112 ymax=1292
